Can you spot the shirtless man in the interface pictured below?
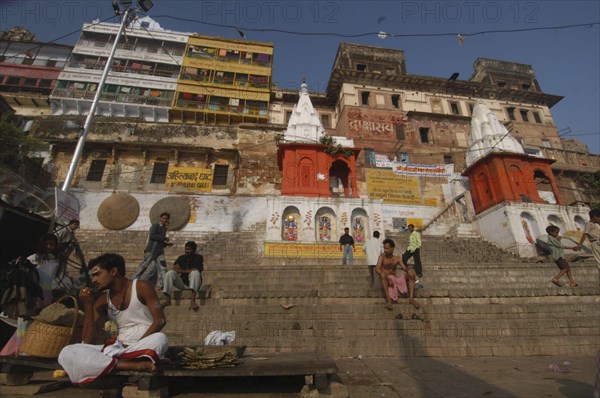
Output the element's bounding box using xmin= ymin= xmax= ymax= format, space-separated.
xmin=376 ymin=238 xmax=420 ymax=310
xmin=58 ymin=253 xmax=168 ymax=384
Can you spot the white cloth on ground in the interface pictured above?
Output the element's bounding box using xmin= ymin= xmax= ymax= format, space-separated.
xmin=204 ymin=330 xmax=236 ymax=345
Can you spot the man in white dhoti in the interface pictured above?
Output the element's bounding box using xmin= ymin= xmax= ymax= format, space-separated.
xmin=58 ymin=253 xmax=168 ymax=384
xmin=578 ymin=209 xmax=600 ymax=273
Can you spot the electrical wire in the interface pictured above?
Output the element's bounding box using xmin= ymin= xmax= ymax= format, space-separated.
xmin=153 ymin=15 xmax=599 ymax=39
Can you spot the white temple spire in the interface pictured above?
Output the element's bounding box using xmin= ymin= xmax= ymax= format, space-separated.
xmin=466 ymin=100 xmax=524 ymax=167
xmin=283 ymin=80 xmax=324 ymax=143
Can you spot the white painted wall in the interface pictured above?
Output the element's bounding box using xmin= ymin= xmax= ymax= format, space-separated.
xmin=476 ymin=202 xmax=590 ymax=257
xmin=72 ymin=190 xmax=268 ymax=232
xmin=381 ymin=204 xmax=440 ymax=231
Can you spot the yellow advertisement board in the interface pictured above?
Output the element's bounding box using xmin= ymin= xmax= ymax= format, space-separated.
xmin=407 ymin=218 xmax=424 ymax=229
xmin=166 ymin=166 xmax=213 ymax=192
xmin=264 ymin=243 xmax=366 ymax=259
xmin=365 ymin=169 xmax=422 ymax=205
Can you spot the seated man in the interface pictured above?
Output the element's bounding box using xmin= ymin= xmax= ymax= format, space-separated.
xmin=58 ymin=253 xmax=168 ymax=384
xmin=160 ymin=241 xmax=203 ymax=310
xmin=376 ymin=238 xmax=420 ymax=310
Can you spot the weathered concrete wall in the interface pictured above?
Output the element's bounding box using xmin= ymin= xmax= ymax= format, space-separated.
xmin=73 ymin=190 xmax=268 ymax=233
xmin=235 ymin=125 xmax=282 ymax=195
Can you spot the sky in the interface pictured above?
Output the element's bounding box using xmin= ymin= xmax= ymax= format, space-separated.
xmin=2 ymin=0 xmax=599 ymax=154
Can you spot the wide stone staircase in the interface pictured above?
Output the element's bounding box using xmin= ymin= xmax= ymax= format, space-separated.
xmin=75 ymin=229 xmax=600 ymax=359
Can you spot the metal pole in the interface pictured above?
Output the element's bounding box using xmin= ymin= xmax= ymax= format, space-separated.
xmin=62 ymin=8 xmax=131 ymax=192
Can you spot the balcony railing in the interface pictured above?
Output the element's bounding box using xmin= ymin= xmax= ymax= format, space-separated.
xmin=0 ymin=84 xmax=53 ymax=96
xmin=52 ymin=88 xmax=173 ymax=106
xmin=76 ymin=41 xmax=184 ymax=58
xmin=175 ymin=99 xmax=268 ymax=116
xmin=65 ymin=60 xmax=180 ymax=79
xmin=180 ymin=74 xmax=269 ymax=90
xmin=187 ymin=51 xmax=272 ymax=68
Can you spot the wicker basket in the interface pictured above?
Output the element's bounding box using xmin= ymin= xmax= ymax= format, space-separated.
xmin=20 ymin=295 xmax=81 ymax=358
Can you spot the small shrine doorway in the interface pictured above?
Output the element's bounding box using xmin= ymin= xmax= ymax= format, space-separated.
xmin=329 ymin=160 xmax=350 ymax=197
xmin=534 ymin=170 xmax=557 ymax=204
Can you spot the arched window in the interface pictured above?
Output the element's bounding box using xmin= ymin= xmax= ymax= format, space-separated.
xmin=547 ymin=215 xmax=565 ymax=233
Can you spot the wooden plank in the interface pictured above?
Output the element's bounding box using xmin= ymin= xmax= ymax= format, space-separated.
xmin=0 ymin=380 xmax=70 ymax=395
xmin=0 ymin=372 xmax=33 ymax=385
xmin=0 ymin=357 xmax=60 ymax=371
xmin=1 ymin=351 xmax=338 ymax=378
xmin=117 ymin=352 xmax=338 ymax=378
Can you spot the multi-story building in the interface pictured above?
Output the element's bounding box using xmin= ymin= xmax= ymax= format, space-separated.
xmin=170 ymin=34 xmax=273 ymax=125
xmin=18 ymin=34 xmax=599 ymax=247
xmin=0 ymin=27 xmax=72 ymax=127
xmin=320 ymin=43 xmax=599 ymax=208
xmin=50 ymin=17 xmax=188 ymax=122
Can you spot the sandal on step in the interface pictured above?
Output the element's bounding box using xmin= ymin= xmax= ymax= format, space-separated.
xmin=551 ymin=279 xmax=562 ymax=287
xmin=568 ymin=283 xmax=579 ymax=287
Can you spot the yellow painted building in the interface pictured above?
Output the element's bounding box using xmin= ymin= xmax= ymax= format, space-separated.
xmin=170 ymin=35 xmax=273 ymax=124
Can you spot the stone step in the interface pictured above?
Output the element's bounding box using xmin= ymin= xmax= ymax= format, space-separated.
xmin=76 ymin=231 xmax=524 ymax=265
xmin=164 ymin=318 xmax=598 ymax=339
xmin=204 ymin=272 xmax=599 ymax=286
xmin=160 ymin=300 xmax=599 ymax=317
xmin=164 ymin=328 xmax=598 ymax=357
xmin=75 ymin=228 xmax=599 ymax=358
xmin=162 ymin=307 xmax=599 ymax=325
xmin=209 ymin=287 xmax=599 ymax=299
xmin=199 ymin=260 xmax=597 ymax=271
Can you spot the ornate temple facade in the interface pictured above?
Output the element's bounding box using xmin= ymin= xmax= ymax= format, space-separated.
xmin=461 ymin=102 xmax=588 ymax=257
xmin=267 ymin=82 xmax=383 ymax=246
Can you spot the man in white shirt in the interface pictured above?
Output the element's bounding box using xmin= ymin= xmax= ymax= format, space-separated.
xmin=578 ymin=209 xmax=600 ymax=271
xmin=363 ymin=231 xmax=383 ymax=288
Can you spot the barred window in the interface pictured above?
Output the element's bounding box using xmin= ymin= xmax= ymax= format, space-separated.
xmin=213 ymin=165 xmax=229 ymax=186
xmin=86 ymin=159 xmax=106 ymax=181
xmin=150 ymin=162 xmax=169 ymax=183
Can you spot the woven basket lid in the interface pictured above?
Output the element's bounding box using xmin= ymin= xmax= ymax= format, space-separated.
xmin=149 ymin=196 xmax=190 ymax=231
xmin=97 ymin=193 xmax=140 ymax=230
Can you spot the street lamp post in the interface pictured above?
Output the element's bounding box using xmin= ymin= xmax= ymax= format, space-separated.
xmin=62 ymin=1 xmax=151 ymax=191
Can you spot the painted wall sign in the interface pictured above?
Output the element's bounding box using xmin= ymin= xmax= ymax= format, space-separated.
xmin=365 ymin=169 xmax=422 ymax=205
xmin=166 ymin=166 xmax=213 ymax=192
xmin=392 ymin=162 xmax=454 ymax=178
